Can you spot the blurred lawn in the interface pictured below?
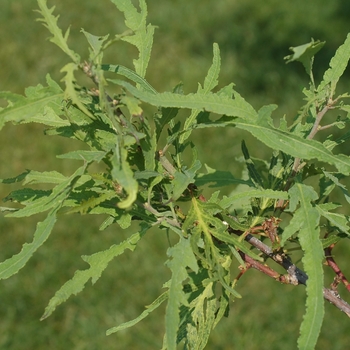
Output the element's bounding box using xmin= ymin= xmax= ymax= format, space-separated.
xmin=1 ymin=0 xmax=350 ymax=349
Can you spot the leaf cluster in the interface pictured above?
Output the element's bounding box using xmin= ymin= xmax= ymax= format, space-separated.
xmin=1 ymin=1 xmax=350 ymax=349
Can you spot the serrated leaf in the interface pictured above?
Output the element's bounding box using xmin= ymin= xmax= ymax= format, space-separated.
xmin=98 ymin=210 xmax=132 ymax=230
xmin=186 ymin=282 xmax=216 ymax=350
xmin=57 ymin=150 xmax=107 ymax=163
xmin=6 ymin=165 xmax=86 ymax=218
xmin=280 ymin=209 xmax=303 ymax=245
xmin=36 ymin=0 xmax=80 ymax=63
xmin=287 ymin=184 xmax=324 ymax=350
xmin=320 ymin=233 xmax=343 ymax=249
xmin=180 ymin=43 xmax=221 ymax=144
xmin=106 ymin=291 xmax=168 ymax=335
xmin=170 ymin=160 xmax=201 ymax=201
xmin=195 ymin=164 xmax=251 ymax=188
xmin=3 ymin=188 xmax=51 ymax=205
xmin=165 ymin=236 xmax=198 ymax=350
xmin=134 ymin=170 xmax=160 ymax=179
xmin=234 ymin=118 xmax=350 ymax=175
xmin=23 ymin=106 xmax=69 ymax=127
xmin=185 ymin=198 xmax=262 ymax=263
xmin=0 ymin=75 xmax=64 ymax=131
xmin=60 ymin=63 xmax=93 ymax=118
xmin=316 ymin=203 xmax=350 ymax=235
xmin=41 ymin=230 xmax=145 ymax=320
xmin=0 ymin=170 xmax=30 ymax=185
xmin=103 ymin=64 xmax=157 ymax=94
xmin=318 ymin=33 xmax=350 ymax=94
xmin=323 ymin=171 xmax=350 ymax=204
xmin=22 ymin=170 xmax=67 ymax=185
xmin=109 ymin=81 xmax=350 ymax=174
xmin=220 ymin=189 xmax=288 ymax=209
xmin=112 ymin=79 xmax=258 ymax=121
xmin=0 ymin=207 xmax=58 ymax=280
xmin=201 ymin=43 xmax=221 ymax=93
xmin=110 ymin=0 xmax=154 ymax=78
xmin=65 ymin=190 xmax=116 ymax=215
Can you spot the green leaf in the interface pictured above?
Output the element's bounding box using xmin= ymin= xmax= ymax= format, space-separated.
xmin=284 ymin=39 xmax=325 ymax=76
xmin=60 ymin=63 xmax=94 ymax=118
xmin=155 ymin=107 xmax=179 ymax=141
xmin=106 ymin=291 xmax=168 ymax=335
xmin=113 ymin=83 xmax=350 ymax=174
xmin=185 ymin=198 xmax=262 ymax=264
xmin=195 ymin=164 xmax=251 ymax=188
xmin=287 ymin=184 xmax=324 ymax=350
xmin=234 ymin=118 xmax=350 ymax=175
xmin=316 ymin=203 xmax=350 ymax=236
xmin=21 ymin=106 xmax=69 ymax=127
xmin=112 ymin=79 xmax=258 ymax=121
xmin=36 ymin=0 xmax=80 ymax=63
xmin=57 ymin=150 xmax=107 ymax=163
xmin=81 ymin=29 xmax=109 ymax=58
xmin=220 ymin=189 xmax=288 ymax=209
xmin=281 ymin=210 xmax=303 ymax=246
xmin=323 ymin=171 xmax=350 ymax=204
xmin=165 ymin=237 xmax=198 ymax=350
xmin=65 ymin=190 xmax=117 ymax=215
xmin=103 ymin=64 xmax=157 ymax=94
xmin=139 ymin=117 xmax=157 ymax=172
xmin=110 ymin=0 xmax=155 ymax=78
xmin=186 ymin=282 xmax=217 ymax=350
xmin=120 ymin=95 xmax=143 ymax=116
xmin=0 ymin=170 xmax=30 ymax=184
xmin=318 ymin=33 xmax=350 ymax=94
xmin=180 ymin=43 xmax=221 ymax=144
xmin=201 ymin=43 xmax=221 ymax=93
xmin=241 ymin=140 xmax=264 ymax=188
xmin=41 ymin=230 xmax=145 ymax=320
xmin=111 ymin=147 xmax=138 ymax=209
xmin=3 ymin=188 xmax=51 ymax=205
xmin=6 ymin=165 xmax=86 ymax=218
xmin=170 ymin=160 xmax=202 ymax=201
xmin=0 ymin=207 xmax=58 ymax=280
xmin=0 ymin=75 xmax=64 ymax=131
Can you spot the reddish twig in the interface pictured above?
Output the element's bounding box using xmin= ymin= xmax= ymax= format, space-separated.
xmin=230 ymin=228 xmax=350 ymax=317
xmin=325 ymin=243 xmax=350 ymax=293
xmin=237 ymin=251 xmax=299 ymax=285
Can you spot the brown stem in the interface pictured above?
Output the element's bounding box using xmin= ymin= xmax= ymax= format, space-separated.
xmin=238 ymin=251 xmax=299 ymax=285
xmin=229 ymin=229 xmax=350 ymax=317
xmin=323 ymin=288 xmax=350 ymax=317
xmin=325 ymin=244 xmax=350 ymax=293
xmin=240 ymin=231 xmax=308 ymax=285
xmin=307 ymin=105 xmax=330 ymax=140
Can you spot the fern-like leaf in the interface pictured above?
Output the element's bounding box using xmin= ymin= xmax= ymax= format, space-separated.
xmin=165 ymin=236 xmax=199 ymax=350
xmin=41 ymin=230 xmax=145 ymax=320
xmin=36 ymin=0 xmax=80 ymax=63
xmin=110 ymin=0 xmax=155 ymax=78
xmin=0 ymin=75 xmax=64 ymax=130
xmin=288 ymin=184 xmax=324 ymax=350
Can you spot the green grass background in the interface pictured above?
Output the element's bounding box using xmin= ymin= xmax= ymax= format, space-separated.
xmin=1 ymin=0 xmax=350 ymax=349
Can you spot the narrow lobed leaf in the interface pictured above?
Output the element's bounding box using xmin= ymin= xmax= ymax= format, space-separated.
xmin=41 ymin=229 xmax=146 ymax=320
